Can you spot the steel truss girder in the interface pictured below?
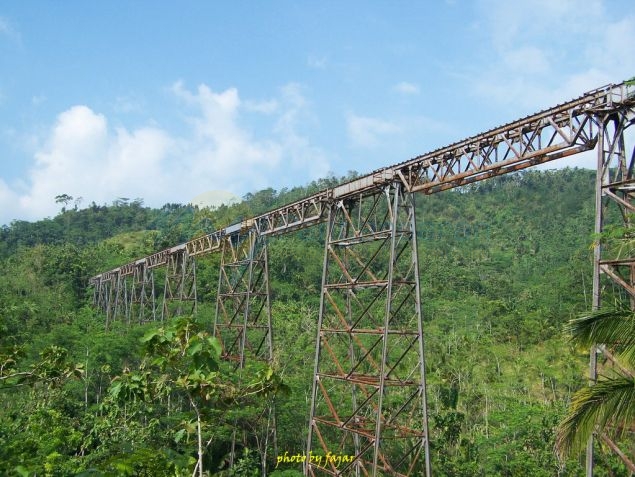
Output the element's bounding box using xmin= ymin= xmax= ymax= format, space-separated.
xmin=86 ymin=80 xmax=635 ymax=475
xmin=253 ymin=195 xmax=327 ymax=236
xmin=590 ymin=101 xmax=635 ymax=474
xmin=91 ymin=82 xmax=633 ymax=282
xmin=113 ymin=271 xmax=129 ymax=324
xmin=92 ymin=271 xmax=119 ymax=329
xmin=161 ymin=249 xmax=197 ymax=321
xmin=393 ymin=96 xmax=600 ymax=194
xmin=307 ymin=183 xmax=430 ymax=477
xmin=92 ymin=267 xmax=120 ymax=313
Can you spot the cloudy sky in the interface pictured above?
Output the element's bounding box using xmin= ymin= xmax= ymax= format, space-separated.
xmin=1 ymin=0 xmax=634 ymax=225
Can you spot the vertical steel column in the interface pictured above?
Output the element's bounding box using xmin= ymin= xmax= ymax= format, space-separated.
xmin=589 ymin=91 xmax=635 ymax=474
xmin=113 ymin=273 xmax=130 ymax=325
xmin=95 ymin=277 xmax=105 ymax=311
xmin=140 ymin=265 xmax=157 ymax=323
xmin=104 ymin=273 xmax=117 ymax=330
xmin=161 ymin=249 xmax=197 ymax=321
xmin=130 ymin=262 xmax=157 ymax=324
xmin=307 ymin=183 xmax=430 ymax=477
xmin=128 ymin=265 xmax=140 ymax=325
xmin=106 ymin=271 xmax=121 ymax=328
xmin=214 ymin=230 xmax=276 ymax=473
xmin=214 ymin=231 xmax=273 ymax=365
xmin=110 ymin=271 xmax=128 ymax=325
xmin=92 ymin=277 xmax=100 ymax=307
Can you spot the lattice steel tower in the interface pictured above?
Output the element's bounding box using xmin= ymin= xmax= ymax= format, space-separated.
xmin=306 ymin=183 xmax=431 ymax=476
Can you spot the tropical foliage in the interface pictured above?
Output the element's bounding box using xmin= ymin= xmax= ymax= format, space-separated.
xmin=556 ymin=307 xmax=635 ymax=467
xmin=0 ymin=168 xmax=632 ymax=475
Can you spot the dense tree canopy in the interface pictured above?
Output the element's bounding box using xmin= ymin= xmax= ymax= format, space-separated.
xmin=0 ymin=168 xmax=632 ymax=475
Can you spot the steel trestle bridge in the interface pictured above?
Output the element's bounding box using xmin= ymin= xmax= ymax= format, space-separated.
xmin=91 ymin=80 xmax=635 ymax=476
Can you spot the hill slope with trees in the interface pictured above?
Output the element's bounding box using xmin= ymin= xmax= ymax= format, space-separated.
xmin=0 ymin=168 xmax=631 ymax=476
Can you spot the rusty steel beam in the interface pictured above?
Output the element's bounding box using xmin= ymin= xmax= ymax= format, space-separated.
xmin=129 ymin=261 xmax=157 ymax=324
xmin=590 ymin=100 xmax=635 ymax=475
xmin=253 ymin=192 xmax=329 ymax=236
xmin=214 ymin=231 xmax=272 ymax=365
xmin=90 ymin=82 xmax=634 ymax=285
xmin=306 ymin=184 xmax=430 ymax=477
xmin=112 ymin=271 xmax=129 ymax=324
xmin=186 ymin=230 xmax=224 ymax=257
xmin=214 ymin=231 xmax=276 ymax=470
xmin=86 ymin=80 xmax=635 ymax=476
xmin=160 ymin=249 xmax=197 ymax=321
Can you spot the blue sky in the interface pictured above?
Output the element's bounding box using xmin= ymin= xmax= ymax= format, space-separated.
xmin=1 ymin=0 xmax=634 ymax=225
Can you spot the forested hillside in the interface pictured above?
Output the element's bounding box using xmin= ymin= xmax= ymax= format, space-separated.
xmin=0 ymin=168 xmax=630 ymax=476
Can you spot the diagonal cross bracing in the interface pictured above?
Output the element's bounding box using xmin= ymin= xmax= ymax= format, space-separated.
xmin=214 ymin=230 xmax=277 ymax=471
xmin=87 ymin=80 xmax=635 ymax=475
xmin=91 ymin=82 xmax=633 ymax=283
xmin=214 ymin=231 xmax=273 ymax=366
xmin=306 ymin=185 xmax=430 ymax=477
xmin=589 ymin=102 xmax=635 ymax=475
xmin=129 ymin=261 xmax=157 ymax=324
xmin=161 ymin=248 xmax=197 ymax=321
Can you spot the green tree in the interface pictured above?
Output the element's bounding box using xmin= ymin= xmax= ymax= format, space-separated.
xmin=137 ymin=316 xmax=286 ymax=476
xmin=0 ymin=344 xmax=83 ymax=390
xmin=55 ymin=193 xmax=74 ymax=212
xmin=556 ymin=307 xmax=635 ymax=470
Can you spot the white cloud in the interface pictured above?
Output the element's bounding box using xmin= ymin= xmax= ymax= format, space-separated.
xmin=13 ymin=105 xmax=173 ymax=221
xmin=113 ymin=95 xmax=143 ymax=114
xmin=0 ymin=16 xmax=20 ymax=43
xmin=502 ymin=46 xmax=549 ymax=75
xmin=347 ymin=114 xmax=401 ymax=148
xmin=272 ymin=83 xmax=330 ymax=179
xmin=244 ymin=99 xmax=278 ymax=114
xmin=31 ymin=95 xmax=46 ymax=106
xmin=0 ymin=83 xmax=330 ymax=224
xmin=480 ymin=0 xmax=603 ymax=52
xmin=0 ymin=17 xmax=11 ymax=36
xmin=470 ymin=0 xmax=635 ymax=111
xmin=0 ymin=178 xmax=19 ymax=213
xmin=308 ymin=55 xmax=327 ymax=69
xmin=394 ymin=82 xmax=420 ymax=95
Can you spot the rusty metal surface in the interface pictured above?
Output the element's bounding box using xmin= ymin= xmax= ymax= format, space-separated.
xmin=214 ymin=232 xmax=272 ymax=366
xmin=90 ymin=81 xmax=634 ymax=284
xmin=213 ymin=231 xmax=276 ymax=469
xmin=161 ymin=249 xmax=197 ymax=321
xmin=128 ymin=262 xmax=156 ymax=324
xmin=85 ymin=80 xmax=635 ymax=475
xmin=306 ymin=185 xmax=430 ymax=477
xmin=589 ymin=101 xmax=635 ymax=474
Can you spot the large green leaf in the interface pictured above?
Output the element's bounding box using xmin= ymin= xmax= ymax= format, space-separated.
xmin=556 ymin=372 xmax=635 ymax=458
xmin=566 ymin=308 xmax=635 ymax=367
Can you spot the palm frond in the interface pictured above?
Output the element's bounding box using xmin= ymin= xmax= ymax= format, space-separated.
xmin=556 ymin=372 xmax=635 ymax=459
xmin=566 ymin=308 xmax=635 ymax=367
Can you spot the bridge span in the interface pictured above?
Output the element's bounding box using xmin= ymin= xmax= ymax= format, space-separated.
xmin=90 ymin=80 xmax=635 ymax=476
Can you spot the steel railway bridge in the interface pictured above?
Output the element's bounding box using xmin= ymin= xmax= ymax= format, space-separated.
xmin=90 ymin=80 xmax=635 ymax=476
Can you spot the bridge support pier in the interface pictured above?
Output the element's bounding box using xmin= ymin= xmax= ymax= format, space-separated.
xmin=306 ymin=183 xmax=431 ymax=477
xmin=103 ymin=272 xmax=119 ymax=329
xmin=161 ymin=249 xmax=197 ymax=321
xmin=214 ymin=230 xmax=276 ymax=473
xmin=130 ymin=262 xmax=156 ymax=324
xmin=589 ymin=97 xmax=635 ymax=475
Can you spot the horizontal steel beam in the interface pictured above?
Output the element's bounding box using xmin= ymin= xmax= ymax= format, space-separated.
xmin=90 ymin=81 xmax=635 ymax=283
